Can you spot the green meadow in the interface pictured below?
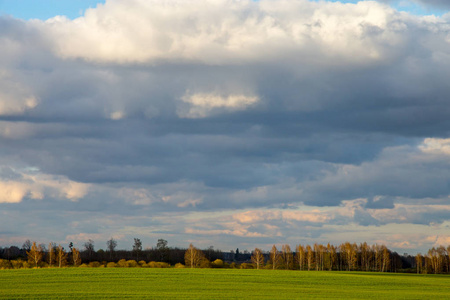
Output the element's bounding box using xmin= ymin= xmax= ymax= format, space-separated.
xmin=0 ymin=268 xmax=449 ymax=299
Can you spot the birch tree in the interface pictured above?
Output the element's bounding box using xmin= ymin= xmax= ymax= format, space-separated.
xmin=328 ymin=243 xmax=337 ymax=271
xmin=282 ymin=244 xmax=293 ymax=270
xmin=47 ymin=242 xmax=55 ymax=267
xmin=251 ymin=248 xmax=264 ymax=269
xmin=416 ymin=253 xmax=423 ymax=274
xmin=306 ymin=245 xmax=314 ymax=271
xmin=296 ymin=245 xmax=305 ymax=270
xmin=56 ymin=245 xmax=67 ymax=268
xmin=72 ymin=247 xmax=81 ymax=266
xmin=381 ymin=246 xmax=390 ymax=272
xmin=184 ymin=244 xmax=205 ymax=268
xmin=27 ymin=242 xmax=43 ymax=268
xmin=270 ymin=245 xmax=279 ymax=270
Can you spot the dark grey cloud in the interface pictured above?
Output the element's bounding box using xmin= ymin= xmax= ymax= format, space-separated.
xmin=1 ymin=0 xmax=450 ymax=252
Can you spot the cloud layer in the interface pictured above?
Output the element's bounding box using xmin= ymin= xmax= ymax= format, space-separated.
xmin=1 ymin=0 xmax=450 ymax=253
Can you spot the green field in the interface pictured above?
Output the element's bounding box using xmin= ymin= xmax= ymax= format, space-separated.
xmin=0 ymin=268 xmax=449 ymax=299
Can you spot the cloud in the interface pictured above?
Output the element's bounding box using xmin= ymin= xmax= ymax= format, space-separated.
xmin=232 ymin=209 xmax=331 ymax=224
xmin=419 ymin=138 xmax=450 ymax=155
xmin=1 ymin=0 xmax=450 ymax=253
xmin=0 ymin=70 xmax=38 ymax=116
xmin=383 ymin=0 xmax=450 ymax=10
xmin=298 ymin=140 xmax=450 ymax=206
xmin=41 ymin=0 xmax=409 ymax=65
xmin=0 ymin=167 xmax=89 ymax=203
xmin=178 ymin=92 xmax=259 ymax=118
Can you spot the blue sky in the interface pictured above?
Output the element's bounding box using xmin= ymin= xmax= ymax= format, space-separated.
xmin=0 ymin=0 xmax=105 ymax=20
xmin=0 ymin=0 xmax=448 ymax=20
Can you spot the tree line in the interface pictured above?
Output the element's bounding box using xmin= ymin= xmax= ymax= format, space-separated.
xmin=1 ymin=239 xmax=450 ymax=274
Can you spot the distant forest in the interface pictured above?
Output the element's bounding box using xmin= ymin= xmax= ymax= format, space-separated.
xmin=0 ymin=239 xmax=448 ymax=274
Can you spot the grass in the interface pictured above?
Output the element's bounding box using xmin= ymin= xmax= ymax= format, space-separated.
xmin=0 ymin=268 xmax=449 ymax=299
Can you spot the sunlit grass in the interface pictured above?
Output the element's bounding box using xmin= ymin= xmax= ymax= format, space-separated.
xmin=0 ymin=268 xmax=449 ymax=299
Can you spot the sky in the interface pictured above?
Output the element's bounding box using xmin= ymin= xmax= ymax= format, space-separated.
xmin=1 ymin=0 xmax=450 ymax=254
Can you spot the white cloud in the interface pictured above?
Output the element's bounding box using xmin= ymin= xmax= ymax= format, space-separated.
xmin=178 ymin=92 xmax=259 ymax=118
xmin=109 ymin=111 xmax=125 ymax=120
xmin=177 ymin=198 xmax=203 ymax=208
xmin=0 ymin=70 xmax=38 ymax=116
xmin=419 ymin=138 xmax=450 ymax=155
xmin=119 ymin=187 xmax=158 ymax=205
xmin=232 ymin=209 xmax=330 ymax=224
xmin=185 ymin=227 xmax=268 ymax=238
xmin=0 ymin=168 xmax=90 ymax=203
xmin=0 ymin=181 xmax=30 ymax=203
xmin=39 ymin=0 xmax=419 ymax=65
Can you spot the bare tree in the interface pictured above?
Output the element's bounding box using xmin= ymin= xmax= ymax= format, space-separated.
xmin=372 ymin=244 xmax=384 ymax=272
xmin=56 ymin=245 xmax=67 ymax=268
xmin=156 ymin=239 xmax=169 ymax=262
xmin=314 ymin=243 xmax=320 ymax=271
xmin=72 ymin=248 xmax=81 ymax=266
xmin=47 ymin=242 xmax=56 ymax=267
xmin=359 ymin=242 xmax=371 ymax=271
xmin=427 ymin=247 xmax=442 ymax=274
xmin=447 ymin=246 xmax=450 ymax=273
xmin=184 ymin=243 xmax=205 ymax=268
xmin=107 ymin=238 xmax=117 ymax=260
xmin=84 ymin=239 xmax=95 ymax=260
xmin=344 ymin=242 xmax=357 ymax=271
xmin=27 ymin=242 xmax=43 ymax=268
xmin=306 ymin=245 xmax=314 ymax=271
xmin=328 ymin=244 xmax=337 ymax=271
xmin=22 ymin=240 xmax=32 ymax=252
xmin=437 ymin=246 xmax=447 ymax=274
xmin=133 ymin=238 xmax=142 ymax=261
xmin=270 ymin=245 xmax=280 ymax=270
xmin=382 ymin=246 xmax=390 ymax=272
xmin=296 ymin=245 xmax=305 ymax=270
xmin=251 ymin=248 xmax=265 ymax=269
xmin=416 ymin=253 xmax=423 ymax=274
xmin=282 ymin=244 xmax=293 ymax=270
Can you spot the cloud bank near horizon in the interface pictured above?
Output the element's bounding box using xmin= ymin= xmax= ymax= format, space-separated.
xmin=1 ymin=0 xmax=450 ymax=253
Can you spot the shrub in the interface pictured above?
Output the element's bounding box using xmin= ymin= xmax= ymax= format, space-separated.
xmin=117 ymin=259 xmax=128 ymax=267
xmin=89 ymin=261 xmax=101 ymax=268
xmin=158 ymin=262 xmax=170 ymax=268
xmin=22 ymin=261 xmax=32 ymax=269
xmin=147 ymin=261 xmax=170 ymax=268
xmin=127 ymin=260 xmax=139 ymax=267
xmin=174 ymin=263 xmax=185 ymax=268
xmin=0 ymin=259 xmax=12 ymax=269
xmin=199 ymin=258 xmax=211 ymax=268
xmin=79 ymin=263 xmax=89 ymax=268
xmin=240 ymin=263 xmax=254 ymax=269
xmin=211 ymin=259 xmax=224 ymax=268
xmin=11 ymin=260 xmax=26 ymax=269
xmin=106 ymin=262 xmax=117 ymax=268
